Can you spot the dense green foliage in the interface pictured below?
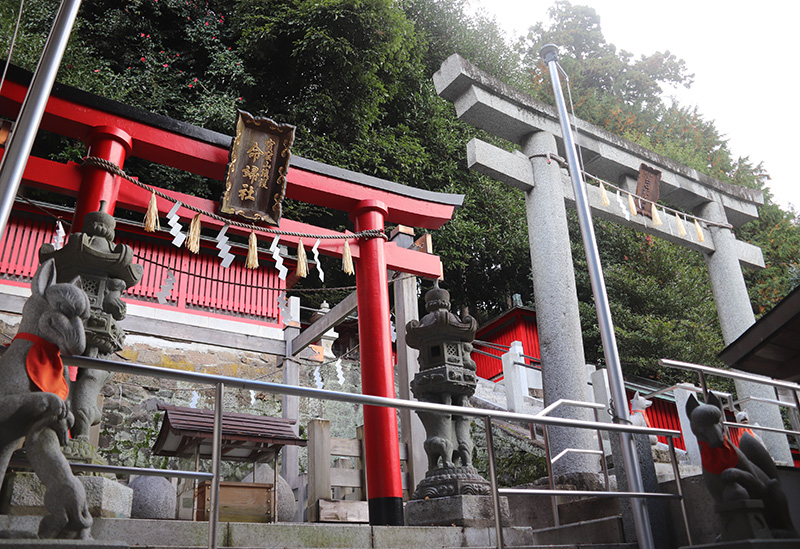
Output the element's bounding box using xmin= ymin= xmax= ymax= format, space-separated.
xmin=2 ymin=0 xmax=798 ymax=382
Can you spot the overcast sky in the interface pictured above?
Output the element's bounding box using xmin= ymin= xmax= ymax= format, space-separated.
xmin=469 ymin=0 xmax=798 ymax=213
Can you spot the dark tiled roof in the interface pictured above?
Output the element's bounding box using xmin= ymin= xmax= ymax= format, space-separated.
xmin=152 ymin=404 xmax=306 ymax=463
xmin=719 ymin=285 xmax=800 ymax=381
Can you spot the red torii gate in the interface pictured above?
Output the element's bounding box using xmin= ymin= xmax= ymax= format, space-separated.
xmin=0 ymin=64 xmax=462 ymax=525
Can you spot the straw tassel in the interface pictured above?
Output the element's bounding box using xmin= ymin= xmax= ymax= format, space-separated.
xmin=694 ymin=219 xmax=704 ymax=243
xmin=296 ymin=238 xmax=308 ymax=278
xmin=676 ymin=213 xmax=687 ymax=238
xmin=651 ymin=206 xmax=662 ymax=226
xmin=246 ymin=231 xmax=259 ymax=269
xmin=186 ymin=213 xmax=202 ymax=253
xmin=144 ymin=190 xmax=160 ymax=232
xmin=342 ymin=240 xmax=355 ymax=275
xmin=628 ymin=192 xmax=638 ymax=217
xmin=599 ymin=182 xmax=610 ymax=207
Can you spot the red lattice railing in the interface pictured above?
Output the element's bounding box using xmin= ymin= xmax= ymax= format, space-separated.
xmin=0 ymin=208 xmax=281 ymax=323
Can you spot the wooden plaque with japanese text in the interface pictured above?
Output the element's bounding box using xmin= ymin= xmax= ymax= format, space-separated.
xmin=635 ymin=163 xmax=661 ymax=217
xmin=221 ymin=110 xmax=295 ymax=226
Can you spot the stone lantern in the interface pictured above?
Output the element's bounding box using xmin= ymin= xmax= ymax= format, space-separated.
xmin=405 ymin=281 xmax=490 ymax=501
xmin=39 ymin=204 xmax=143 ymax=440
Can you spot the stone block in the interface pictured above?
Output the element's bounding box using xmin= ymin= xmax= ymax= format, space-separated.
xmin=372 ymin=525 xmax=462 ymax=548
xmin=405 ymin=494 xmax=509 ymax=528
xmin=0 ymin=541 xmax=128 ymax=548
xmin=2 ymin=474 xmax=132 ymax=519
xmin=90 ymin=517 xmax=216 ymax=547
xmin=227 ymin=522 xmax=371 ymax=548
xmin=461 ymin=526 xmax=533 ymax=547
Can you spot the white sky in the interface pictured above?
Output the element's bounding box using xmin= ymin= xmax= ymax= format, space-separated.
xmin=470 ymin=0 xmax=799 ymax=213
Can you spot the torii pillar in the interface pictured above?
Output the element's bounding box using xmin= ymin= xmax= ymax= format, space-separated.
xmin=72 ymin=126 xmax=132 ymax=229
xmin=520 ymin=131 xmax=600 ymax=474
xmin=700 ymin=200 xmax=792 ymax=463
xmin=434 ymin=53 xmax=791 ymax=467
xmin=351 ymin=199 xmax=404 ymax=525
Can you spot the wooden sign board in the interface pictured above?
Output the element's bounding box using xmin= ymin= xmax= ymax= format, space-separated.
xmin=221 ymin=110 xmax=295 ymax=225
xmin=636 ymin=163 xmax=661 ymax=217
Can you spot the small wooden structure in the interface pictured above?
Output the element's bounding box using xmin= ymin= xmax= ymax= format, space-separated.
xmin=306 ymin=419 xmax=409 ymax=523
xmin=153 ymin=404 xmax=306 ymax=522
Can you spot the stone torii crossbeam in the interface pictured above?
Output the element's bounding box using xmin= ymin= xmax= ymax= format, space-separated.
xmin=434 ymin=54 xmax=791 ymax=472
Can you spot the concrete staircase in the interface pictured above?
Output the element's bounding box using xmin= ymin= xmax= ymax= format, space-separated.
xmin=501 ymin=492 xmax=637 ymax=549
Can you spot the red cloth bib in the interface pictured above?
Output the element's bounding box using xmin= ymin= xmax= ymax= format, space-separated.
xmin=631 ymin=409 xmax=651 ymax=427
xmin=698 ymin=439 xmax=739 ymax=474
xmin=15 ymin=332 xmax=68 ymax=401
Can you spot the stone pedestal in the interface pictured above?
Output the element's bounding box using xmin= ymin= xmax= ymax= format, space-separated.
xmin=405 ymin=494 xmax=510 ymax=527
xmin=411 ymin=466 xmax=490 ymax=500
xmin=716 ymin=499 xmax=771 ymax=542
xmin=2 ymin=473 xmax=132 ymax=518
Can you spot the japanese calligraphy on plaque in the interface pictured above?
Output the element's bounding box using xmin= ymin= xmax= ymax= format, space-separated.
xmin=635 ymin=163 xmax=661 ymax=218
xmin=221 ymin=110 xmax=295 ymax=225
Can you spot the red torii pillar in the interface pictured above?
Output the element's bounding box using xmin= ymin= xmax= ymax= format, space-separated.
xmin=71 ymin=125 xmax=132 ymax=231
xmin=351 ymin=199 xmax=404 ymax=526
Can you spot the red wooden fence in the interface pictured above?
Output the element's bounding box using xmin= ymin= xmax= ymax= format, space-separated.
xmin=0 ymin=208 xmax=282 ymax=323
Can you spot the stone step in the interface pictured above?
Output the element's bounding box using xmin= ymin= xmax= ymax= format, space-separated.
xmin=557 ymin=495 xmax=622 ymax=525
xmin=504 ymin=545 xmax=637 ymax=549
xmin=532 ymin=515 xmax=626 ymax=546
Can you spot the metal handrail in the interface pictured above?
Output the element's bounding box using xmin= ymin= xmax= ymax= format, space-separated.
xmin=537 ymin=398 xmax=605 ymax=417
xmin=735 ymin=396 xmax=798 ymax=410
xmin=62 ymin=354 xmax=678 ymax=435
xmin=8 ymin=460 xmax=213 ymax=481
xmin=658 ymin=358 xmax=800 ymax=451
xmin=724 ymin=421 xmax=800 ymax=437
xmin=34 ymin=353 xmax=688 ymax=549
xmin=658 ymin=358 xmax=800 ymax=393
xmin=550 ymin=447 xmax=604 ymax=464
xmin=473 ymin=339 xmax=541 ymax=363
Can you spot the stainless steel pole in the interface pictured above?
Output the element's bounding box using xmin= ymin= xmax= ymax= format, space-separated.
xmin=208 ymin=382 xmax=224 ymax=549
xmin=539 ymin=43 xmax=654 ymax=549
xmin=0 ymin=0 xmax=82 ymax=237
xmin=483 ymin=417 xmax=504 ymax=549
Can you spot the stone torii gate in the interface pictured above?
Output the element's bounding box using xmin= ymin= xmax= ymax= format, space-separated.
xmin=434 ymin=53 xmax=791 ymax=471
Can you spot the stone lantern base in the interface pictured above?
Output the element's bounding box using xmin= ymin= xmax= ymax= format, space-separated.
xmin=405 ymin=494 xmax=510 ymax=527
xmin=411 ymin=466 xmax=491 ymax=500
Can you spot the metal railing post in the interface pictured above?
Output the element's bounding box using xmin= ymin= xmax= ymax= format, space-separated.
xmin=698 ymin=371 xmax=709 ymax=399
xmin=667 ymin=438 xmax=692 ymax=546
xmin=208 ymin=382 xmax=224 ymax=549
xmin=792 ymin=390 xmax=800 ymax=451
xmin=541 ymin=424 xmax=559 ymax=527
xmin=483 ymin=417 xmax=504 ymax=549
xmin=593 ymin=409 xmax=610 ymax=490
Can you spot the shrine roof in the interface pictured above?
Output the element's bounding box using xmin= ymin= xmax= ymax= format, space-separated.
xmin=719 ymin=285 xmax=800 ymax=382
xmin=0 ymin=62 xmax=463 ymax=229
xmin=152 ymin=403 xmax=306 ymax=463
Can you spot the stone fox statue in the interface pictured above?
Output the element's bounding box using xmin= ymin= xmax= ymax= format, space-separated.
xmin=0 ymin=259 xmax=93 ymax=539
xmin=686 ymin=392 xmax=798 ymax=539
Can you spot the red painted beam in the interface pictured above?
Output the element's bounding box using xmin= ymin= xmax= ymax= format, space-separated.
xmin=285 ymin=167 xmax=455 ymax=229
xmin=1 ymin=78 xmax=458 ymax=229
xmin=0 ymin=79 xmax=228 ymax=180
